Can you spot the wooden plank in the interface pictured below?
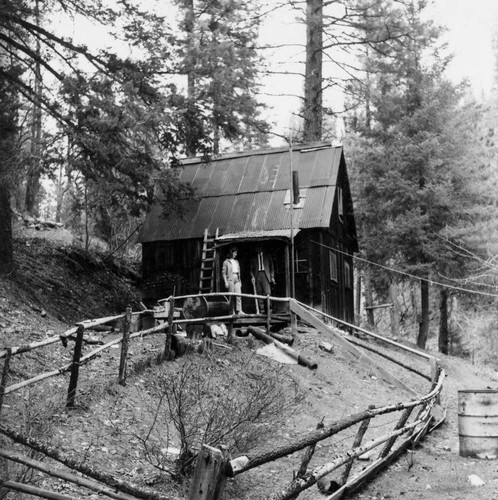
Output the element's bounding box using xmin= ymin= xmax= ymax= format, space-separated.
xmin=289 ymin=300 xmax=417 ymax=397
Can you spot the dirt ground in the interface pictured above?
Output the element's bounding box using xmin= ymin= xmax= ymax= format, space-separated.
xmin=2 ymin=227 xmax=498 ymax=500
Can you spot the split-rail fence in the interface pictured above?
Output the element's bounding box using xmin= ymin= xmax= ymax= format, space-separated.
xmin=0 ymin=292 xmax=445 ymax=500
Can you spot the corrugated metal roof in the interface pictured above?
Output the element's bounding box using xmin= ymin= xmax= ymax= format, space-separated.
xmin=138 ymin=142 xmax=342 ymax=243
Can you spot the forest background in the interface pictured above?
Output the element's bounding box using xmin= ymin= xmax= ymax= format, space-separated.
xmin=2 ymin=0 xmax=498 ymax=364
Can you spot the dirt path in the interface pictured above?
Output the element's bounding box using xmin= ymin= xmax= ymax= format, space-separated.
xmin=354 ymin=355 xmax=498 ymax=500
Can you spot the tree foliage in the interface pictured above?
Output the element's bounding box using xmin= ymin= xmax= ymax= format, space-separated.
xmin=173 ymin=0 xmax=269 ymax=153
xmin=345 ymin=0 xmax=486 ymax=348
xmin=0 ymin=0 xmax=225 ymax=261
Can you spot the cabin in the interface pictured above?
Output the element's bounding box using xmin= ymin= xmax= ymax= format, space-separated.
xmin=137 ymin=141 xmax=358 ymax=323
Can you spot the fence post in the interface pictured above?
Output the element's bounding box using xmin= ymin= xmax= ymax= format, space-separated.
xmin=66 ymin=325 xmax=85 ymax=408
xmin=0 ymin=348 xmax=12 ymax=417
xmin=266 ymin=296 xmax=271 ymax=334
xmin=164 ymin=298 xmax=175 ymax=361
xmin=341 ymin=404 xmax=375 ymax=485
xmin=377 ymin=405 xmax=414 ymax=459
xmin=188 ymin=444 xmax=229 ymax=500
xmin=118 ymin=307 xmax=132 ymax=385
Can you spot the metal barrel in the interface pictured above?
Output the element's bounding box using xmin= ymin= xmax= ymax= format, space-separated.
xmin=182 ymin=296 xmax=231 ymax=319
xmin=458 ymin=389 xmax=498 ymax=459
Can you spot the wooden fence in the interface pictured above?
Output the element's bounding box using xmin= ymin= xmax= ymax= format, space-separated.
xmin=0 ymin=294 xmax=445 ymax=500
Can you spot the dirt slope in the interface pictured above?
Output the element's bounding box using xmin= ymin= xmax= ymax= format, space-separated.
xmin=2 ymin=229 xmax=498 ymax=500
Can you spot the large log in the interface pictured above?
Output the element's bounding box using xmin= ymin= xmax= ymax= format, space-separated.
xmin=346 ymin=336 xmax=430 ymax=381
xmin=0 ymin=449 xmax=139 ymax=500
xmin=0 ymin=426 xmax=171 ymax=500
xmin=247 ymin=326 xmax=317 ymax=370
xmin=267 ymin=416 xmax=427 ymax=500
xmin=228 ymin=369 xmax=445 ymax=476
xmin=289 ymin=300 xmax=417 ymax=396
xmin=4 ymin=322 xmax=170 ymax=395
xmin=0 ymin=480 xmax=75 ymax=500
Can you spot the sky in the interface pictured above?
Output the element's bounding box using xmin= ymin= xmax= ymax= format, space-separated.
xmin=259 ymin=0 xmax=498 ymax=140
xmin=433 ymin=0 xmax=498 ymax=96
xmin=55 ymin=0 xmax=498 ymax=141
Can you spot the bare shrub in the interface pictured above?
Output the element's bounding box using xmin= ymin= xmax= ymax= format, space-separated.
xmin=141 ymin=349 xmax=303 ymax=476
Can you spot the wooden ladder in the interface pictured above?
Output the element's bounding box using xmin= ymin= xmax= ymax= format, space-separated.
xmin=199 ymin=228 xmax=219 ymax=294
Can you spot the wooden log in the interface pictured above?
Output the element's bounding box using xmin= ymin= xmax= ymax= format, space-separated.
xmin=327 ymin=408 xmax=436 ymax=500
xmin=364 ymin=303 xmax=393 ymax=310
xmin=269 ymin=332 xmax=294 ymax=346
xmin=0 ymin=348 xmax=12 ymax=416
xmin=266 ymin=296 xmax=271 ymax=334
xmin=188 ymin=444 xmax=229 ymax=500
xmin=0 ymin=449 xmax=139 ymax=500
xmin=267 ymin=417 xmax=427 ymax=500
xmin=0 ymin=480 xmax=76 ymax=500
xmin=0 ymin=426 xmax=170 ymax=500
xmin=118 ymin=307 xmax=132 ymax=386
xmin=247 ymin=326 xmax=317 ymax=370
xmin=292 ymin=419 xmax=324 ymax=489
xmin=289 ymin=300 xmax=417 ymax=396
xmin=165 ymin=298 xmax=175 ymax=360
xmin=229 ymin=369 xmax=445 ymax=477
xmin=341 ymin=405 xmax=375 ymax=485
xmin=346 ymin=336 xmax=430 ymax=381
xmin=293 ymin=299 xmax=437 ymax=362
xmin=0 ymin=314 xmax=125 ymax=359
xmin=378 ymin=406 xmax=414 ymax=459
xmin=66 ymin=325 xmax=84 ymax=408
xmin=3 ymin=322 xmax=170 ymax=396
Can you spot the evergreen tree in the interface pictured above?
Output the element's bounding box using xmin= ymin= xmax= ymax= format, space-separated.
xmin=346 ymin=0 xmax=484 ymax=349
xmin=0 ymin=0 xmax=213 ymax=267
xmin=173 ymin=0 xmax=269 ymax=154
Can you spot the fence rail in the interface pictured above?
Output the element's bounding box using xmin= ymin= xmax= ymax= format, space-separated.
xmin=0 ymin=293 xmax=446 ymax=500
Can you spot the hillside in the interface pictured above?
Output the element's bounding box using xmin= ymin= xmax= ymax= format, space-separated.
xmin=1 ymin=228 xmax=498 ymax=499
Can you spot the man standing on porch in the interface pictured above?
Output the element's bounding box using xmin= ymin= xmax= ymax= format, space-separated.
xmin=222 ymin=246 xmax=245 ymax=316
xmin=250 ymin=244 xmax=275 ymax=314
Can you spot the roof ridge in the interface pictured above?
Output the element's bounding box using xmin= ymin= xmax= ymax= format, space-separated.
xmin=180 ymin=141 xmax=338 ymax=165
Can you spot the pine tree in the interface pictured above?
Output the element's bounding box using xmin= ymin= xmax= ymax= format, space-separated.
xmin=346 ymin=0 xmax=485 ymax=349
xmin=173 ymin=0 xmax=269 ymax=154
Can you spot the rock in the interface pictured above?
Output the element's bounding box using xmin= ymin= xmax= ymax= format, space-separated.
xmin=317 ymin=478 xmax=341 ymax=494
xmin=467 ymin=474 xmax=485 ymax=487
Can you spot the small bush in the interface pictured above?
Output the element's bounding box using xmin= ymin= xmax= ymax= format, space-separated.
xmin=141 ymin=349 xmax=303 ymax=476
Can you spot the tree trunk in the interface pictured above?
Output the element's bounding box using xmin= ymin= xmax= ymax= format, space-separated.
xmin=25 ymin=0 xmax=43 ymax=216
xmin=0 ymin=183 xmax=13 ymax=275
xmin=438 ymin=288 xmax=449 ymax=354
xmin=355 ymin=269 xmax=362 ymax=323
xmin=417 ymin=278 xmax=429 ymax=349
xmin=364 ymin=267 xmax=374 ymax=329
xmin=303 ymin=0 xmax=323 ymax=142
xmin=389 ymin=281 xmax=400 ymax=337
xmin=185 ymin=0 xmax=197 ymax=156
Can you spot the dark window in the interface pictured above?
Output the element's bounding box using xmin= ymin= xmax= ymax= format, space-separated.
xmin=329 ymin=251 xmax=338 ymax=282
xmin=344 ymin=261 xmax=351 ymax=288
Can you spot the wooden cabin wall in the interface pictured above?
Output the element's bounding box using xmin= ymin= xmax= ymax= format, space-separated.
xmin=141 ymin=239 xmax=203 ymax=301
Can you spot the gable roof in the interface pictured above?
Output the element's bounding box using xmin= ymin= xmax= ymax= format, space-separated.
xmin=137 ymin=142 xmax=347 ymax=243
